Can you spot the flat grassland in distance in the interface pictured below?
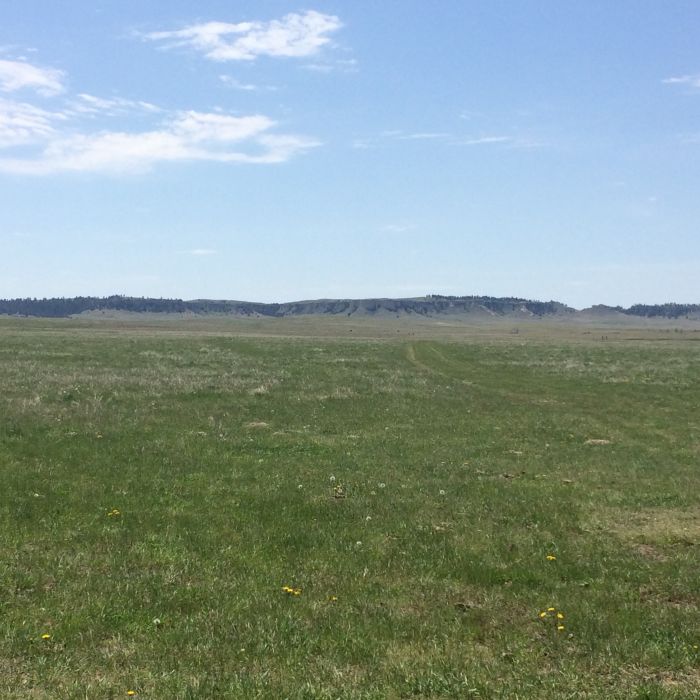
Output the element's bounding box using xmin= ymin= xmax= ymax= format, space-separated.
xmin=1 ymin=316 xmax=699 ymax=699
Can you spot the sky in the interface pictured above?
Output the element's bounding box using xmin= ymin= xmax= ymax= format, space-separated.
xmin=0 ymin=1 xmax=699 ymax=308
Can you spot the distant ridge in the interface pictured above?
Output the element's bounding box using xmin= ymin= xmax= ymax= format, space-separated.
xmin=1 ymin=295 xmax=699 ymax=320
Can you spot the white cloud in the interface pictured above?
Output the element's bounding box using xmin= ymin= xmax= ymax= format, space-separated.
xmin=381 ymin=223 xmax=416 ymax=233
xmin=70 ymin=93 xmax=161 ymax=116
xmin=351 ymin=138 xmax=371 ymax=150
xmin=0 ymin=59 xmax=65 ymax=96
xmin=0 ymin=110 xmax=320 ymax=174
xmin=0 ymin=98 xmax=66 ymax=147
xmin=663 ymin=74 xmax=700 ymax=89
xmin=453 ymin=135 xmax=512 ymax=146
xmin=173 ymin=111 xmax=273 ymax=142
xmin=144 ymin=11 xmax=342 ymax=62
xmin=303 ymin=58 xmax=357 ymax=74
xmin=219 ymin=75 xmax=275 ymax=91
xmin=186 ymin=248 xmax=217 ymax=256
xmin=356 ymin=131 xmax=518 ymax=149
xmin=398 ymin=132 xmax=449 ymax=140
xmin=0 ymin=52 xmax=321 ymax=175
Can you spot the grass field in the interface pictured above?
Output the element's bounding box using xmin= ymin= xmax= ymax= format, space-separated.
xmin=1 ymin=317 xmax=700 ymax=698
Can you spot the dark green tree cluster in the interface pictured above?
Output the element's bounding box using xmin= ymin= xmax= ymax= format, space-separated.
xmin=0 ymin=295 xmax=188 ymax=317
xmin=626 ymin=303 xmax=700 ymax=318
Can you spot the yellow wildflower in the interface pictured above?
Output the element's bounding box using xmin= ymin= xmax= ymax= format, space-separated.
xmin=41 ymin=633 xmax=51 ymax=640
xmin=127 ymin=692 xmax=136 ymax=697
xmin=557 ymin=612 xmax=564 ymax=619
xmin=547 ymin=607 xmax=556 ymax=612
xmin=557 ymin=625 xmax=565 ymax=631
xmin=539 ymin=611 xmax=547 ymax=618
xmin=546 ymin=554 xmax=556 ymax=561
xmin=329 ymin=596 xmax=338 ymax=602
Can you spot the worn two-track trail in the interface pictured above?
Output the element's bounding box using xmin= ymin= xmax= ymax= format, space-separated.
xmin=404 ymin=341 xmax=477 ymax=381
xmin=404 ymin=341 xmax=569 ymax=412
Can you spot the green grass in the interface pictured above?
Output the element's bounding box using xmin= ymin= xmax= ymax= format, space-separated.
xmin=1 ymin=318 xmax=700 ymax=698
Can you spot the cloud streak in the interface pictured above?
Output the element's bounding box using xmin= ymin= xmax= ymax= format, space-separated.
xmin=452 ymin=135 xmax=512 ymax=146
xmin=353 ymin=130 xmax=526 ymax=150
xmin=70 ymin=93 xmax=161 ymax=116
xmin=663 ymin=74 xmax=700 ymax=89
xmin=0 ymin=110 xmax=321 ymax=175
xmin=219 ymin=75 xmax=277 ymax=92
xmin=0 ymin=59 xmax=65 ymax=96
xmin=144 ymin=11 xmax=342 ymax=62
xmin=185 ymin=248 xmax=217 ymax=256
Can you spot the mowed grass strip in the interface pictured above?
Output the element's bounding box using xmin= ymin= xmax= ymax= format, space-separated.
xmin=1 ymin=322 xmax=699 ymax=698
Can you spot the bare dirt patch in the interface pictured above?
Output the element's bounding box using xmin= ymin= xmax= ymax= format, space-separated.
xmin=592 ymin=505 xmax=700 ymax=551
xmin=245 ymin=421 xmax=269 ymax=429
xmin=634 ymin=543 xmax=668 ymax=562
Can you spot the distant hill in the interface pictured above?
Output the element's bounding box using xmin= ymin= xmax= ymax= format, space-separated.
xmin=0 ymin=295 xmax=699 ymax=319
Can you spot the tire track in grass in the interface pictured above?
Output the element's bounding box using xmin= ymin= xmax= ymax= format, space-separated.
xmin=406 ymin=341 xmax=477 ymax=386
xmin=405 ymin=342 xmax=443 ymax=376
xmin=407 ymin=342 xmax=560 ymax=408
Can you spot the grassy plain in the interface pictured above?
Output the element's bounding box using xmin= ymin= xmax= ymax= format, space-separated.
xmin=1 ymin=316 xmax=699 ymax=698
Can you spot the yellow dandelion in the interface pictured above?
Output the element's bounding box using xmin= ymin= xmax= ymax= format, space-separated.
xmin=538 ymin=611 xmax=547 ymax=618
xmin=127 ymin=692 xmax=136 ymax=697
xmin=329 ymin=596 xmax=338 ymax=602
xmin=547 ymin=607 xmax=556 ymax=612
xmin=557 ymin=612 xmax=564 ymax=619
xmin=557 ymin=625 xmax=565 ymax=631
xmin=546 ymin=554 xmax=557 ymax=561
xmin=41 ymin=633 xmax=51 ymax=640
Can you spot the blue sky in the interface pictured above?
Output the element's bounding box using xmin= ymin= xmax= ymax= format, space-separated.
xmin=1 ymin=1 xmax=698 ymax=308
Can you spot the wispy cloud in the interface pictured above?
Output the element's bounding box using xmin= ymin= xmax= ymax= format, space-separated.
xmin=398 ymin=132 xmax=449 ymax=140
xmin=184 ymin=248 xmax=217 ymax=256
xmin=0 ymin=98 xmax=66 ymax=147
xmin=303 ymin=57 xmax=358 ymax=74
xmin=452 ymin=135 xmax=512 ymax=146
xmin=679 ymin=133 xmax=700 ymax=144
xmin=392 ymin=131 xmax=515 ymax=146
xmin=663 ymin=74 xmax=700 ymax=89
xmin=351 ymin=138 xmax=371 ymax=150
xmin=219 ymin=75 xmax=276 ymax=92
xmin=0 ymin=110 xmax=321 ymax=175
xmin=69 ymin=93 xmax=161 ymax=116
xmin=0 ymin=59 xmax=65 ymax=96
xmin=143 ymin=11 xmax=342 ymax=62
xmin=381 ymin=223 xmax=416 ymax=233
xmin=0 ymin=30 xmax=327 ymax=176
xmin=353 ymin=130 xmax=523 ymax=150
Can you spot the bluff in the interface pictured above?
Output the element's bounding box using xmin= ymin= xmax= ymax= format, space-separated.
xmin=0 ymin=295 xmax=698 ymax=319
